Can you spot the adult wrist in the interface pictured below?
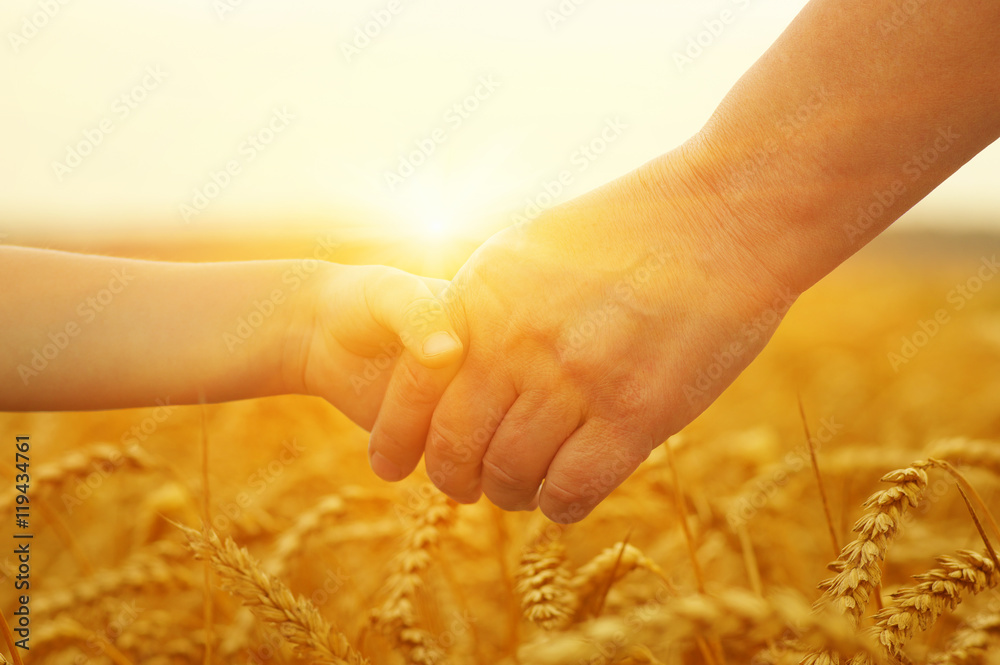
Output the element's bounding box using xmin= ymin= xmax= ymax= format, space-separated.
xmin=667 ymin=127 xmax=834 ymax=298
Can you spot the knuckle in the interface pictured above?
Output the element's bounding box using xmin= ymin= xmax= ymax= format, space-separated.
xmin=427 ymin=419 xmax=479 ymax=466
xmin=540 ymin=478 xmax=597 ymax=524
xmin=371 ymin=426 xmax=417 ymax=462
xmin=392 ymin=361 xmax=439 ymax=409
xmin=483 ymin=453 xmax=537 ymax=492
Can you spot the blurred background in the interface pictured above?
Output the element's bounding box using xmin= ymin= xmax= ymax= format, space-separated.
xmin=2 ymin=0 xmax=997 ymax=263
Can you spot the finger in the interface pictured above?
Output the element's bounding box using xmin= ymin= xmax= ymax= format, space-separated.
xmin=480 ymin=391 xmax=582 ymax=511
xmin=368 ymin=351 xmax=460 ymax=482
xmin=538 ymin=420 xmax=651 ymax=524
xmin=364 ymin=267 xmax=463 ymax=369
xmin=425 ymin=366 xmax=517 ymax=503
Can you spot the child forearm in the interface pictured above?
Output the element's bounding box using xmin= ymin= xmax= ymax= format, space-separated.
xmin=1 ymin=246 xmax=318 ymax=411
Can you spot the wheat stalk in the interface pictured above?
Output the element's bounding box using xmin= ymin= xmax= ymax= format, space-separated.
xmin=515 ymin=537 xmax=575 ymax=630
xmin=814 ymin=463 xmax=930 ymax=623
xmin=861 ymin=550 xmax=1000 ymax=662
xmin=265 ymin=493 xmax=346 ymax=576
xmin=369 ymin=490 xmax=457 ymax=664
xmin=28 ymin=615 xmax=135 ymax=665
xmin=571 ymin=542 xmax=675 ymax=620
xmin=34 ymin=541 xmax=193 ymax=616
xmin=656 ymin=587 xmax=882 ymax=662
xmin=928 ymin=612 xmax=1000 ymax=664
xmin=115 ymin=610 xmax=203 ymax=662
xmin=0 ymin=443 xmax=159 ymax=514
xmin=927 ymin=439 xmax=1000 ymax=476
xmin=222 ymin=493 xmax=349 ymax=657
xmin=181 ymin=523 xmax=368 ymax=665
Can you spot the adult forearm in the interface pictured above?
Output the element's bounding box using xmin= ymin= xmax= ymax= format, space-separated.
xmin=663 ymin=0 xmax=1000 ymax=294
xmin=1 ymin=247 xmax=316 ymax=411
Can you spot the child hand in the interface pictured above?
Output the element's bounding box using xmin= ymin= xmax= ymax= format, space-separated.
xmin=292 ymin=264 xmax=463 ymax=430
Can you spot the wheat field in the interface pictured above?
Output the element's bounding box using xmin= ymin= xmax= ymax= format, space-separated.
xmin=4 ymin=230 xmax=1000 ymax=665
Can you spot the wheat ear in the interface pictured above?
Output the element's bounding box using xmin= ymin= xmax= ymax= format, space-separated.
xmin=928 ymin=612 xmax=1000 ymax=665
xmin=0 ymin=443 xmax=158 ymax=513
xmin=865 ymin=550 xmax=999 ymax=662
xmin=571 ymin=542 xmax=675 ymax=620
xmin=815 ymin=463 xmax=930 ymax=623
xmin=265 ymin=493 xmax=346 ymax=576
xmin=35 ymin=541 xmax=192 ymax=616
xmin=653 ymin=588 xmax=883 ymax=663
xmin=181 ymin=523 xmax=368 ymax=665
xmin=369 ymin=490 xmax=457 ymax=664
xmin=926 ymin=438 xmax=1000 ymax=476
xmin=515 ymin=537 xmax=575 ymax=630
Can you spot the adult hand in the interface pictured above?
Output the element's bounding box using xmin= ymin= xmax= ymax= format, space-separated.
xmin=367 ymin=148 xmax=797 ymax=522
xmin=366 ymin=0 xmax=1000 ymax=522
xmin=295 ymin=264 xmax=462 ymax=430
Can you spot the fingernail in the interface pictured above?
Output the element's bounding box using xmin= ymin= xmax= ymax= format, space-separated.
xmin=422 ymin=331 xmax=459 ymax=357
xmin=370 ymin=451 xmax=405 ymax=482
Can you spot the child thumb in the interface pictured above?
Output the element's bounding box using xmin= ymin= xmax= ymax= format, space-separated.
xmin=367 ymin=268 xmax=463 ymax=369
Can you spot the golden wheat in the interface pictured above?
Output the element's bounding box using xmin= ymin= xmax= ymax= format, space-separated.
xmin=866 ymin=550 xmax=999 ymax=661
xmin=815 ymin=464 xmax=930 ymax=622
xmin=927 ymin=438 xmax=1000 ymax=477
xmin=182 ymin=524 xmax=368 ymax=665
xmin=0 ymin=443 xmax=159 ymax=515
xmin=368 ymin=490 xmax=457 ymax=664
xmin=929 ymin=612 xmax=1000 ymax=664
xmin=34 ymin=541 xmax=193 ymax=617
xmin=10 ymin=248 xmax=1000 ymax=665
xmin=515 ymin=537 xmax=575 ymax=630
xmin=571 ymin=542 xmax=674 ymax=620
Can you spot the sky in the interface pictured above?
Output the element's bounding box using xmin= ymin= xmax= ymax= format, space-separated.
xmin=2 ymin=0 xmax=998 ymax=242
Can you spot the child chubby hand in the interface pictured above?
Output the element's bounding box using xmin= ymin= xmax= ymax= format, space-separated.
xmin=0 ymin=245 xmax=463 ymax=431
